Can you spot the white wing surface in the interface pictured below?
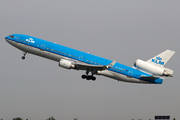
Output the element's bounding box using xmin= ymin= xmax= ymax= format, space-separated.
xmin=74 ymin=61 xmax=116 ymax=71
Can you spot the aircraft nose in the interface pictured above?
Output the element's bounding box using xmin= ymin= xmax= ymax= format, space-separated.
xmin=5 ymin=35 xmax=14 ymax=41
xmin=5 ymin=35 xmax=14 ymax=44
xmin=5 ymin=36 xmax=9 ymax=41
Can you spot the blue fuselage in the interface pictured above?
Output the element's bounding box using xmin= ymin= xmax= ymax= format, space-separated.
xmin=5 ymin=34 xmax=163 ymax=84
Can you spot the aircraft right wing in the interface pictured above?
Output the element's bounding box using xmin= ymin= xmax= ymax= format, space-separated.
xmin=140 ymin=76 xmax=158 ymax=80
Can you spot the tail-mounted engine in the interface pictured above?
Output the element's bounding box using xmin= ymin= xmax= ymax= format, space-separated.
xmin=134 ymin=59 xmax=173 ymax=77
xmin=59 ymin=59 xmax=75 ymax=69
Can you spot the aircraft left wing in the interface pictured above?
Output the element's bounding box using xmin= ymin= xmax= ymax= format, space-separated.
xmin=74 ymin=61 xmax=116 ymax=71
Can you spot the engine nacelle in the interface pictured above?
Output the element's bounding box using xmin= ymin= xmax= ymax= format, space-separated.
xmin=59 ymin=59 xmax=75 ymax=69
xmin=134 ymin=59 xmax=171 ymax=76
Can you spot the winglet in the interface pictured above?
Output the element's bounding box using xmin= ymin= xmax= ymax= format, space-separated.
xmin=107 ymin=61 xmax=116 ymax=68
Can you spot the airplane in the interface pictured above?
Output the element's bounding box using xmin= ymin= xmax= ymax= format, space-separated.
xmin=5 ymin=34 xmax=175 ymax=84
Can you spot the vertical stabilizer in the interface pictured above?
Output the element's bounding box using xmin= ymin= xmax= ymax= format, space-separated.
xmin=146 ymin=49 xmax=175 ymax=68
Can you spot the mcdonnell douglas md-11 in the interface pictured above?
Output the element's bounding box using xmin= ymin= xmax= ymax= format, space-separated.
xmin=5 ymin=34 xmax=175 ymax=84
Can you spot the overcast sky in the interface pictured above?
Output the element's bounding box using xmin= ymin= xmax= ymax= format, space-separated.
xmin=0 ymin=0 xmax=179 ymax=120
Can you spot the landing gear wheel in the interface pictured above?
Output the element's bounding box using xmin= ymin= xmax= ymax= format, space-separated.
xmin=92 ymin=76 xmax=96 ymax=81
xmin=81 ymin=70 xmax=97 ymax=81
xmin=22 ymin=56 xmax=25 ymax=60
xmin=86 ymin=76 xmax=90 ymax=80
xmin=22 ymin=52 xmax=27 ymax=60
xmin=82 ymin=75 xmax=86 ymax=79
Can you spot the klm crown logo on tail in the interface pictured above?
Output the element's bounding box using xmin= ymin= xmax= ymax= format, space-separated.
xmin=151 ymin=56 xmax=164 ymax=65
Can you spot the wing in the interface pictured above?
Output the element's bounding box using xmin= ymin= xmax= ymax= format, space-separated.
xmin=140 ymin=76 xmax=158 ymax=80
xmin=74 ymin=61 xmax=116 ymax=71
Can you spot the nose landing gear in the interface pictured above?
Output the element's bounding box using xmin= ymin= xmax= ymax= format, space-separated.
xmin=22 ymin=52 xmax=27 ymax=60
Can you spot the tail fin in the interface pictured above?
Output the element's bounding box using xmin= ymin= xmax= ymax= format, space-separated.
xmin=146 ymin=49 xmax=175 ymax=76
xmin=146 ymin=49 xmax=175 ymax=68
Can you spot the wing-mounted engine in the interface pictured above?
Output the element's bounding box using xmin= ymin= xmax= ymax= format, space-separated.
xmin=134 ymin=59 xmax=173 ymax=77
xmin=59 ymin=59 xmax=75 ymax=69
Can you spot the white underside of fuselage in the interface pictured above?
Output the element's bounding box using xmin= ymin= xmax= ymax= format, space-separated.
xmin=6 ymin=39 xmax=150 ymax=84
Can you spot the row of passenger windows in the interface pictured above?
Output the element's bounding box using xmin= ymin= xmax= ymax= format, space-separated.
xmin=18 ymin=40 xmax=101 ymax=65
xmin=86 ymin=60 xmax=100 ymax=65
xmin=46 ymin=47 xmax=101 ymax=65
xmin=20 ymin=39 xmax=29 ymax=44
xmin=45 ymin=47 xmax=78 ymax=59
xmin=111 ymin=68 xmax=124 ymax=73
xmin=18 ymin=40 xmax=78 ymax=60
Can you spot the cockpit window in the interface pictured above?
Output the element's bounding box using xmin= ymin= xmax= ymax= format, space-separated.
xmin=9 ymin=35 xmax=14 ymax=38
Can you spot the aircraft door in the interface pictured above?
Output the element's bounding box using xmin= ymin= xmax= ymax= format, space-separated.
xmin=40 ymin=44 xmax=46 ymax=57
xmin=40 ymin=44 xmax=45 ymax=50
xmin=16 ymin=36 xmax=20 ymax=41
xmin=79 ymin=56 xmax=84 ymax=62
xmin=128 ymin=71 xmax=133 ymax=77
xmin=15 ymin=36 xmax=20 ymax=47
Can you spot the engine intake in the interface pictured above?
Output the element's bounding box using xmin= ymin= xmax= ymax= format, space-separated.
xmin=59 ymin=59 xmax=75 ymax=69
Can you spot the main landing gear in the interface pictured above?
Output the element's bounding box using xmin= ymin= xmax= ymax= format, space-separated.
xmin=81 ymin=70 xmax=96 ymax=81
xmin=81 ymin=75 xmax=96 ymax=81
xmin=22 ymin=52 xmax=27 ymax=60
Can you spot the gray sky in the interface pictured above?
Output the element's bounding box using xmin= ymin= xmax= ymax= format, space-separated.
xmin=0 ymin=0 xmax=179 ymax=120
